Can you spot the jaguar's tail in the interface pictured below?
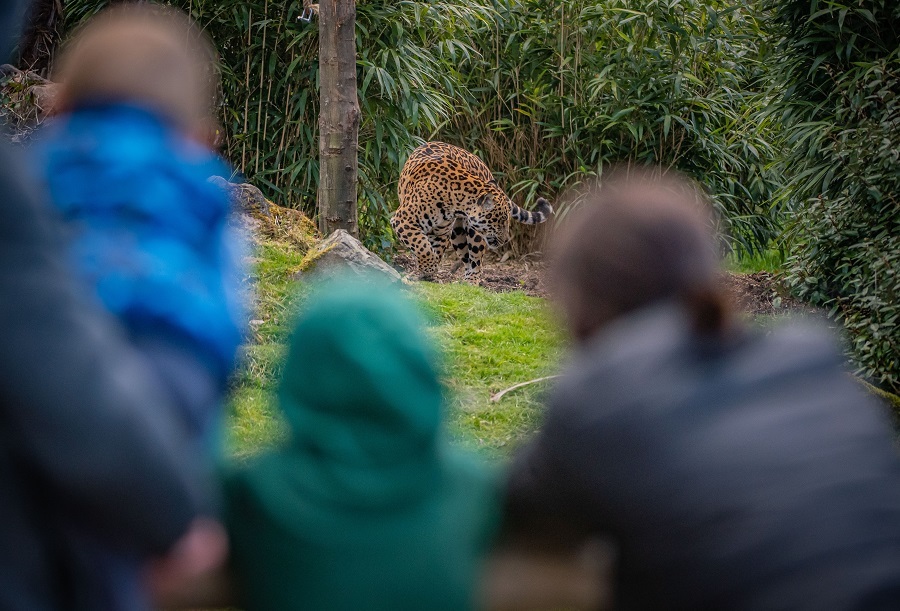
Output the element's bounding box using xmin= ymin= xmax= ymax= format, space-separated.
xmin=511 ymin=197 xmax=553 ymax=225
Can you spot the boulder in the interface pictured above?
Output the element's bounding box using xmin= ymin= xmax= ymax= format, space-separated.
xmin=300 ymin=229 xmax=403 ymax=283
xmin=209 ymin=175 xmax=271 ymax=217
xmin=210 ymin=176 xmax=318 ymax=252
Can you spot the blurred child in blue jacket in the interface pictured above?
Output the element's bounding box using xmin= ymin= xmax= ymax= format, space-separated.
xmin=29 ymin=5 xmax=245 ymax=609
xmin=33 ymin=4 xmax=244 ymax=444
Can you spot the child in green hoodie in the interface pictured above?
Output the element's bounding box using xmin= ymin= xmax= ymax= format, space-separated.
xmin=222 ymin=277 xmax=500 ymax=610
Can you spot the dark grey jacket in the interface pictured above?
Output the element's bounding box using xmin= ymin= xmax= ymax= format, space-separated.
xmin=507 ymin=303 xmax=900 ymax=610
xmin=0 ymin=143 xmax=203 ymax=610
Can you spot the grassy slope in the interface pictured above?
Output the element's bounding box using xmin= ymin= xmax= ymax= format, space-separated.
xmin=226 ymin=242 xmax=301 ymax=458
xmin=227 ymin=239 xmax=900 ymax=459
xmin=416 ymin=282 xmax=563 ymax=457
xmin=225 ymin=240 xmax=563 ymax=460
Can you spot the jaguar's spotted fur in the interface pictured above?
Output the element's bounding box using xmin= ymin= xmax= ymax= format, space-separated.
xmin=391 ymin=142 xmax=553 ymax=281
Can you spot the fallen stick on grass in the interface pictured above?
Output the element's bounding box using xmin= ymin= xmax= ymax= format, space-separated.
xmin=490 ymin=375 xmax=561 ymax=403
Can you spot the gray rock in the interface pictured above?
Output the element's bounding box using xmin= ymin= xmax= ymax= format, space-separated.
xmin=208 ymin=176 xmax=272 ymax=216
xmin=300 ymin=229 xmax=403 ymax=283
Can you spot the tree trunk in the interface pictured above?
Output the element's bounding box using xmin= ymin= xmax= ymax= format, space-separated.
xmin=317 ymin=0 xmax=359 ymax=237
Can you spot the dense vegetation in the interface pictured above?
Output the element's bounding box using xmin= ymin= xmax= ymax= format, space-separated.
xmin=64 ymin=0 xmax=781 ymax=255
xmin=59 ymin=0 xmax=899 ymax=391
xmin=770 ymin=0 xmax=900 ymax=392
xmin=450 ymin=0 xmax=781 ymax=255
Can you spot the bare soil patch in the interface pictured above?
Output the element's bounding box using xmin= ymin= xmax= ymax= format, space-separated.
xmin=721 ymin=271 xmax=809 ymax=317
xmin=393 ymin=251 xmax=809 ymax=317
xmin=393 ymin=252 xmax=549 ymax=297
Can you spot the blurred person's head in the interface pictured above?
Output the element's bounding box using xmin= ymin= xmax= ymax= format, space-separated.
xmin=550 ymin=166 xmax=731 ymax=343
xmin=53 ymin=3 xmax=219 ymax=146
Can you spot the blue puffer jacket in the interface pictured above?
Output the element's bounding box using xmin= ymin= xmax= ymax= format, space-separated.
xmin=32 ymin=104 xmax=245 ymax=395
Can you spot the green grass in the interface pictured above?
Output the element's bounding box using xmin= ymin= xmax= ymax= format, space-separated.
xmin=415 ymin=282 xmax=563 ymax=457
xmin=225 ymin=241 xmax=563 ymax=460
xmin=225 ymin=241 xmax=305 ymax=458
xmin=725 ymin=247 xmax=785 ymax=274
xmin=227 ymin=235 xmax=900 ymax=461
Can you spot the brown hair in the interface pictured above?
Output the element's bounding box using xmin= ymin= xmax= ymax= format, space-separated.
xmin=550 ymin=166 xmax=732 ymax=342
xmin=53 ymin=4 xmax=218 ymax=133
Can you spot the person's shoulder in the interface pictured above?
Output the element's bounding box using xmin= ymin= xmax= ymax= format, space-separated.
xmin=759 ymin=314 xmax=842 ymax=356
xmin=729 ymin=314 xmax=846 ymax=385
xmin=54 ymin=105 xmax=163 ymax=147
xmin=218 ymin=454 xmax=275 ymax=513
xmin=443 ymin=446 xmax=498 ymax=483
xmin=163 ymin=133 xmax=232 ymax=211
xmin=550 ymin=303 xmax=691 ymax=418
xmin=575 ymin=302 xmax=691 ymax=374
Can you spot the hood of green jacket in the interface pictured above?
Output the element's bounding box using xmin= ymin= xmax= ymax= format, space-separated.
xmin=224 ymin=276 xmax=499 ymax=610
xmin=269 ymin=275 xmax=446 ymax=508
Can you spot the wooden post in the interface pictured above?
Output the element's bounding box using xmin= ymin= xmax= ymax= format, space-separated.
xmin=317 ymin=0 xmax=360 ymax=237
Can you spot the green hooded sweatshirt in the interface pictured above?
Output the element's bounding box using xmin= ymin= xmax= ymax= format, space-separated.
xmin=223 ymin=277 xmax=499 ymax=611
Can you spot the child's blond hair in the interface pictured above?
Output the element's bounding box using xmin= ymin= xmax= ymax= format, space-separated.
xmin=54 ymin=4 xmax=218 ymax=134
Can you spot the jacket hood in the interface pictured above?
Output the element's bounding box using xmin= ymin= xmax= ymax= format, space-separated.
xmin=223 ymin=278 xmax=500 ymax=609
xmin=274 ymin=276 xmax=444 ymax=504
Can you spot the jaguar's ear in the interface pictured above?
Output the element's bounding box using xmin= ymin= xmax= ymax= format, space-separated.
xmin=478 ymin=193 xmax=495 ymax=212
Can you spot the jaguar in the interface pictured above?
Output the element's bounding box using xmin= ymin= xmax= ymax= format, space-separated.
xmin=391 ymin=141 xmax=553 ymax=281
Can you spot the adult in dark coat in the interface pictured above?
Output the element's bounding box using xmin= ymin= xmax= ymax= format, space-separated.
xmin=505 ymin=170 xmax=900 ymax=610
xmin=0 ymin=75 xmax=206 ymax=611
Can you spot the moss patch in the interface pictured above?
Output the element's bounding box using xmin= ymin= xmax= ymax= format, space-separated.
xmin=854 ymin=376 xmax=900 ymax=429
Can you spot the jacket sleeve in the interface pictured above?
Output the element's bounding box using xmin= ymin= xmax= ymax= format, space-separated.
xmin=0 ymin=145 xmax=202 ymax=556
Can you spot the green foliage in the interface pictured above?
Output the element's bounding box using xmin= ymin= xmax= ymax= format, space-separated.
xmin=448 ymin=0 xmax=783 ymax=255
xmin=770 ymin=0 xmax=900 ymax=392
xmin=64 ymin=0 xmax=781 ymax=257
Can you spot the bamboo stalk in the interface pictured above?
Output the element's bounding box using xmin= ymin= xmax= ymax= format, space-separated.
xmin=261 ymin=3 xmax=284 ymax=183
xmin=254 ymin=0 xmax=269 ymax=176
xmin=275 ymin=47 xmax=295 ymax=192
xmin=241 ymin=8 xmax=252 ymax=172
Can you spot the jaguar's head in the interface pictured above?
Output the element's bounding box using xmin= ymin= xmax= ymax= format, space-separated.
xmin=470 ymin=190 xmax=512 ymax=249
